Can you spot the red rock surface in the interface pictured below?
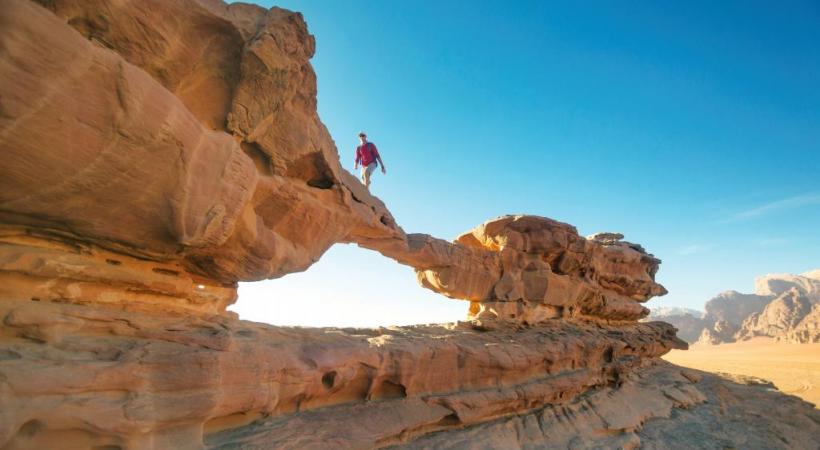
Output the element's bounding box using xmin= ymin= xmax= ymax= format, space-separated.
xmin=0 ymin=1 xmax=818 ymax=449
xmin=2 ymin=0 xmax=401 ymax=284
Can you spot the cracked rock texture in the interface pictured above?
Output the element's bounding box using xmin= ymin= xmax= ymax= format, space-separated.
xmin=0 ymin=1 xmax=818 ymax=449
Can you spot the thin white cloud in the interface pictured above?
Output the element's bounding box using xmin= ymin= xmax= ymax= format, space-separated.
xmin=722 ymin=193 xmax=820 ymax=223
xmin=677 ymin=244 xmax=713 ymax=255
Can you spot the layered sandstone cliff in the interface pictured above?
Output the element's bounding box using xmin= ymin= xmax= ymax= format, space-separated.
xmin=651 ymin=270 xmax=820 ymax=345
xmin=1 ymin=1 xmax=818 ymax=449
xmin=737 ymin=288 xmax=820 ymax=343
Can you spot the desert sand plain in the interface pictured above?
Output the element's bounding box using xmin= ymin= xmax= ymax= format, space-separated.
xmin=664 ymin=338 xmax=820 ymax=406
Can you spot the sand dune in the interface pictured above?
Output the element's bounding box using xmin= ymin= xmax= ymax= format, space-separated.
xmin=664 ymin=338 xmax=820 ymax=406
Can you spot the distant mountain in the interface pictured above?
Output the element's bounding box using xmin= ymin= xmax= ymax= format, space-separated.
xmin=800 ymin=269 xmax=820 ymax=280
xmin=703 ymin=290 xmax=773 ymax=326
xmin=648 ymin=307 xmax=704 ymax=319
xmin=646 ymin=307 xmax=706 ymax=343
xmin=737 ymin=288 xmax=819 ymax=343
xmin=754 ymin=272 xmax=820 ymax=298
xmin=695 ymin=320 xmax=739 ymax=345
xmin=787 ymin=303 xmax=820 ymax=343
xmin=651 ymin=269 xmax=820 ymax=345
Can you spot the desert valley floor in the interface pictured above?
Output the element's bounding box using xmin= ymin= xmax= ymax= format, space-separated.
xmin=664 ymin=338 xmax=820 ymax=406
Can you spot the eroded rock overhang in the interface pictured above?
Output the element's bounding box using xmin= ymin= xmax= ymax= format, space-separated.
xmin=1 ymin=0 xmax=668 ymax=329
xmin=0 ymin=1 xmax=722 ymax=449
xmin=0 ymin=0 xmax=402 ymax=308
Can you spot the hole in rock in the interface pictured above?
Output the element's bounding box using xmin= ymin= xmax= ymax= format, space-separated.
xmin=152 ymin=268 xmax=179 ymax=276
xmin=19 ymin=420 xmax=43 ymax=438
xmin=435 ymin=413 xmax=462 ymax=427
xmin=307 ymin=178 xmax=334 ymax=189
xmin=105 ymin=259 xmax=122 ymax=266
xmin=241 ymin=141 xmax=273 ymax=176
xmin=230 ymin=243 xmax=465 ymax=327
xmin=287 ymin=151 xmax=335 ymax=190
xmin=322 ymin=371 xmax=337 ymax=389
xmin=370 ymin=379 xmax=407 ymax=400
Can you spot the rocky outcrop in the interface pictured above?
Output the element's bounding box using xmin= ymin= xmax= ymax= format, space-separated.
xmin=4 ymin=297 xmax=817 ymax=449
xmin=0 ymin=1 xmax=818 ymax=449
xmin=207 ymin=363 xmax=820 ymax=450
xmin=737 ymin=288 xmax=818 ymax=343
xmin=755 ymin=272 xmax=820 ymax=298
xmin=703 ymin=273 xmax=820 ymax=344
xmin=787 ymin=303 xmax=820 ymax=343
xmin=357 ymin=215 xmax=667 ymax=328
xmin=378 ymin=365 xmax=820 ymax=450
xmin=801 ymin=269 xmax=820 ymax=281
xmin=1 ymin=0 xmax=402 ymax=285
xmin=695 ymin=320 xmax=740 ymax=346
xmin=0 ymin=299 xmax=686 ymax=449
xmin=656 ymin=271 xmax=820 ymax=345
xmin=647 ymin=308 xmax=706 ymax=343
xmin=703 ymin=290 xmax=773 ymax=327
xmin=1 ymin=0 xmax=664 ymax=327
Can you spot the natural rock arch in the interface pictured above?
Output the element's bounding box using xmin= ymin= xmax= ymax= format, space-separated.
xmin=0 ymin=1 xmax=817 ymax=448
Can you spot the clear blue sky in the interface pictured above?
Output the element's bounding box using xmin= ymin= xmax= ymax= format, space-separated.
xmin=231 ymin=0 xmax=820 ymax=327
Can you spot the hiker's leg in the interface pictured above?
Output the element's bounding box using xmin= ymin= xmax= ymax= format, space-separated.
xmin=360 ymin=166 xmax=369 ymax=185
xmin=364 ymin=163 xmax=376 ymax=188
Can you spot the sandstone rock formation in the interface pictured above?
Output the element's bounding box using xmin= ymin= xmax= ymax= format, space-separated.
xmin=787 ymin=303 xmax=820 ymax=343
xmin=1 ymin=0 xmax=402 ymax=285
xmin=1 ymin=298 xmax=687 ymax=449
xmin=695 ymin=320 xmax=740 ymax=346
xmin=646 ymin=307 xmax=706 ymax=343
xmin=357 ymin=215 xmax=668 ymax=328
xmin=737 ymin=288 xmax=818 ymax=343
xmin=652 ymin=270 xmax=820 ymax=345
xmin=703 ymin=273 xmax=820 ymax=344
xmin=755 ymin=271 xmax=820 ymax=298
xmin=1 ymin=1 xmax=818 ymax=449
xmin=702 ymin=290 xmax=774 ymax=327
xmin=801 ymin=269 xmax=820 ymax=281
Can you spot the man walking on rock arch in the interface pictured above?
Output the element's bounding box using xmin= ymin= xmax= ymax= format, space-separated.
xmin=354 ymin=131 xmax=386 ymax=189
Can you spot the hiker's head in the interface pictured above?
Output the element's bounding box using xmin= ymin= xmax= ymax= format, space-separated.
xmin=358 ymin=132 xmax=367 ymax=143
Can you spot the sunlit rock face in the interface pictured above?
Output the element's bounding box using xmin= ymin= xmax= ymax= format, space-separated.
xmin=690 ymin=272 xmax=820 ymax=345
xmin=1 ymin=1 xmax=818 ymax=449
xmin=755 ymin=271 xmax=820 ymax=298
xmin=653 ymin=270 xmax=820 ymax=345
xmin=695 ymin=319 xmax=740 ymax=346
xmin=357 ymin=215 xmax=667 ymax=327
xmin=1 ymin=0 xmax=668 ymax=326
xmin=737 ymin=288 xmax=820 ymax=343
xmin=1 ymin=0 xmax=402 ymax=287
